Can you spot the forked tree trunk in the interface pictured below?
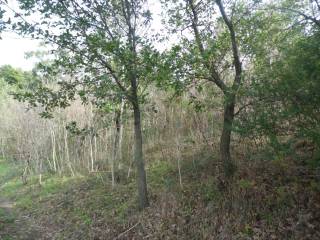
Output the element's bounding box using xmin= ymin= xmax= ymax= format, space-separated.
xmin=217 ymin=0 xmax=242 ymax=178
xmin=188 ymin=0 xmax=241 ymax=178
xmin=133 ymin=102 xmax=149 ymax=209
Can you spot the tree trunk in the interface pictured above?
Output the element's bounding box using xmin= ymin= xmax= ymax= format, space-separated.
xmin=110 ymin=104 xmax=123 ymax=187
xmin=118 ymin=100 xmax=125 ymax=167
xmin=89 ymin=136 xmax=94 ymax=172
xmin=133 ymin=102 xmax=149 ymax=209
xmin=51 ymin=128 xmax=57 ymax=172
xmin=188 ymin=0 xmax=241 ymax=178
xmin=125 ymin=0 xmax=149 ymax=208
xmin=217 ymin=0 xmax=242 ymax=178
xmin=113 ymin=109 xmax=121 ymax=166
xmin=64 ymin=122 xmax=74 ymax=176
xmin=220 ymin=94 xmax=236 ymax=177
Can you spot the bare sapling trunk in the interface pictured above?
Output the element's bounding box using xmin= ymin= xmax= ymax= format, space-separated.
xmin=89 ymin=136 xmax=94 ymax=172
xmin=175 ymin=139 xmax=183 ymax=189
xmin=64 ymin=122 xmax=75 ymax=176
xmin=104 ymin=128 xmax=112 ymax=182
xmin=111 ymin=131 xmax=116 ymax=187
xmin=51 ymin=127 xmax=57 ymax=172
xmin=118 ymin=100 xmax=125 ymax=168
xmin=39 ymin=153 xmax=42 ymax=185
xmin=89 ymin=102 xmax=95 ymax=172
xmin=111 ymin=106 xmax=122 ymax=187
xmin=94 ymin=135 xmax=97 ymax=169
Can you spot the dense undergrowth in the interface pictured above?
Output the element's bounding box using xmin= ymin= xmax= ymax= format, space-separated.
xmin=1 ymin=145 xmax=320 ymax=240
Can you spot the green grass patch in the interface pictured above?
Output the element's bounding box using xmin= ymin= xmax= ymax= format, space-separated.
xmin=148 ymin=160 xmax=176 ymax=190
xmin=1 ymin=236 xmax=13 ymax=240
xmin=0 ymin=208 xmax=15 ymax=224
xmin=0 ymin=159 xmax=83 ymax=210
xmin=0 ymin=160 xmax=10 ymax=177
xmin=0 ymin=159 xmax=20 ymax=183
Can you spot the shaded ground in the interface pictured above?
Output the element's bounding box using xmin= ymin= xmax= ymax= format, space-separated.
xmin=0 ymin=147 xmax=320 ymax=239
xmin=0 ymin=160 xmax=45 ymax=240
xmin=0 ymin=197 xmax=44 ymax=240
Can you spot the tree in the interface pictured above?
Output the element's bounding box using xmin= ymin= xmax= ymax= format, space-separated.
xmin=0 ymin=65 xmax=25 ymax=86
xmin=0 ymin=1 xmax=6 ymax=34
xmin=0 ymin=65 xmax=24 ymax=100
xmin=5 ymin=0 xmax=160 ymax=209
xmin=0 ymin=65 xmax=38 ymax=92
xmin=272 ymin=0 xmax=320 ymax=28
xmin=237 ymin=26 xmax=320 ymax=155
xmin=163 ymin=0 xmax=248 ymax=177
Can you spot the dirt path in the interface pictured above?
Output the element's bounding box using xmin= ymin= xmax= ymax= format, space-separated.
xmin=0 ymin=199 xmax=13 ymax=209
xmin=0 ymin=198 xmax=43 ymax=240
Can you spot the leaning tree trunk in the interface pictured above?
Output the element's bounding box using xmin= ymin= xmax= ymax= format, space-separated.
xmin=220 ymin=94 xmax=236 ymax=177
xmin=132 ymin=101 xmax=149 ymax=209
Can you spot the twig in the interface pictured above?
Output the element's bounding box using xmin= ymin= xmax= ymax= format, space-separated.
xmin=114 ymin=222 xmax=140 ymax=239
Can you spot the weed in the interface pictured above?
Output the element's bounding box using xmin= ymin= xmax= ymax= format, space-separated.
xmin=74 ymin=208 xmax=92 ymax=225
xmin=148 ymin=161 xmax=175 ymax=189
xmin=238 ymin=179 xmax=254 ymax=190
xmin=200 ymin=181 xmax=220 ymax=203
xmin=0 ymin=209 xmax=15 ymax=224
xmin=241 ymin=224 xmax=254 ymax=237
xmin=1 ymin=235 xmax=13 ymax=240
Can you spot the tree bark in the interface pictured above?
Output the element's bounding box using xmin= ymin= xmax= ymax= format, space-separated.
xmin=217 ymin=0 xmax=242 ymax=177
xmin=220 ymin=94 xmax=236 ymax=177
xmin=124 ymin=0 xmax=149 ymax=209
xmin=111 ymin=107 xmax=121 ymax=187
xmin=133 ymin=101 xmax=149 ymax=209
xmin=118 ymin=100 xmax=125 ymax=167
xmin=89 ymin=136 xmax=94 ymax=172
xmin=51 ymin=127 xmax=57 ymax=172
xmin=113 ymin=107 xmax=121 ymax=167
xmin=130 ymin=95 xmax=149 ymax=209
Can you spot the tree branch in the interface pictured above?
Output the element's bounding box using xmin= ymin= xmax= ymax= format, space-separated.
xmin=216 ymin=0 xmax=242 ymax=92
xmin=276 ymin=6 xmax=320 ymax=28
xmin=187 ymin=0 xmax=227 ymax=94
